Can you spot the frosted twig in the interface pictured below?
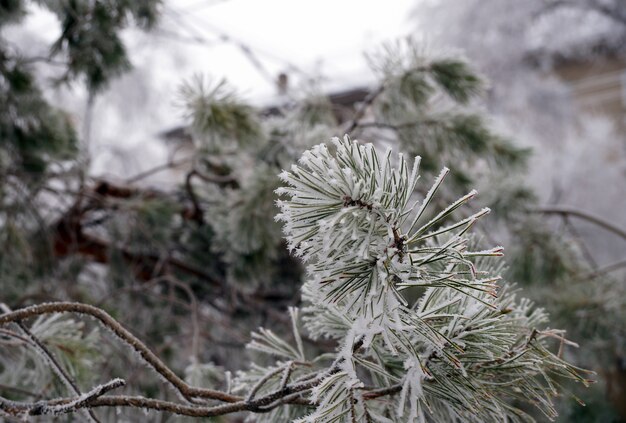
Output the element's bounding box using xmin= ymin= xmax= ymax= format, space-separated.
xmin=0 ymin=302 xmax=351 ymax=419
xmin=44 ymin=378 xmax=126 ymax=415
xmin=0 ymin=379 xmax=124 ymax=417
xmin=245 ymin=365 xmax=287 ymax=402
xmin=0 ymin=363 xmax=346 ymax=418
xmin=0 ymin=303 xmax=101 ymax=423
xmin=0 ymin=328 xmax=33 ymax=345
xmin=280 ymin=362 xmax=295 ymax=389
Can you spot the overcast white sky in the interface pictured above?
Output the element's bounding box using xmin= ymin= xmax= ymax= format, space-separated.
xmin=11 ymin=0 xmax=416 ymax=176
xmin=155 ymin=0 xmax=417 ymax=101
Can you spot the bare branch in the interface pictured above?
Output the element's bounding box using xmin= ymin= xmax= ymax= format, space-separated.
xmin=44 ymin=379 xmax=125 ymax=416
xmin=530 ymin=206 xmax=626 ymax=241
xmin=345 ymin=85 xmax=386 ymax=135
xmin=578 ymin=258 xmax=626 ymax=281
xmin=125 ymin=157 xmax=194 ymax=184
xmin=0 ymin=303 xmax=371 ymax=419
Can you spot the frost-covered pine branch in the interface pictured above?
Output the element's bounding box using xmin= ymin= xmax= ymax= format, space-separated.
xmin=265 ymin=136 xmax=591 ymax=422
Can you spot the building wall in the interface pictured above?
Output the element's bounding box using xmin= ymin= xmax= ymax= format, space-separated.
xmin=555 ymin=58 xmax=626 ymax=132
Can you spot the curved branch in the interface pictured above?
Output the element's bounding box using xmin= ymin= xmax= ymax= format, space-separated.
xmin=530 ymin=206 xmax=626 ymax=241
xmin=125 ymin=157 xmax=193 ymax=184
xmin=0 ymin=302 xmax=240 ymax=404
xmin=0 ymin=379 xmax=124 ymax=417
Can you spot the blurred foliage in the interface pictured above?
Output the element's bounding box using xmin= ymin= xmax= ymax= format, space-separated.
xmin=180 ymin=76 xmax=264 ymax=152
xmin=40 ymin=0 xmax=161 ymax=91
xmin=0 ymin=313 xmax=101 ymax=398
xmin=367 ymin=39 xmax=530 ymax=197
xmin=0 ymin=47 xmax=76 ymax=177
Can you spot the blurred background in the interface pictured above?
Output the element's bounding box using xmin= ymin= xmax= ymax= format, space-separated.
xmin=7 ymin=0 xmax=625 ymax=253
xmin=1 ymin=0 xmax=625 ymax=421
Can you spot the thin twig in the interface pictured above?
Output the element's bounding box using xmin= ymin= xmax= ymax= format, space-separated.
xmin=0 ymin=328 xmax=33 ymax=345
xmin=345 ymin=85 xmax=386 ymax=135
xmin=125 ymin=157 xmax=193 ymax=184
xmin=44 ymin=379 xmax=125 ymax=415
xmin=246 ymin=365 xmax=288 ymax=402
xmin=280 ymin=362 xmax=295 ymax=389
xmin=530 ymin=206 xmax=626 ymax=241
xmin=563 ymin=216 xmax=598 ymax=270
xmin=362 ymin=384 xmax=402 ymax=400
xmin=578 ymin=258 xmax=626 ymax=281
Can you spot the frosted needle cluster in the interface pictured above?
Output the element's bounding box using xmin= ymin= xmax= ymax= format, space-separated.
xmin=265 ymin=136 xmax=590 ymax=422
